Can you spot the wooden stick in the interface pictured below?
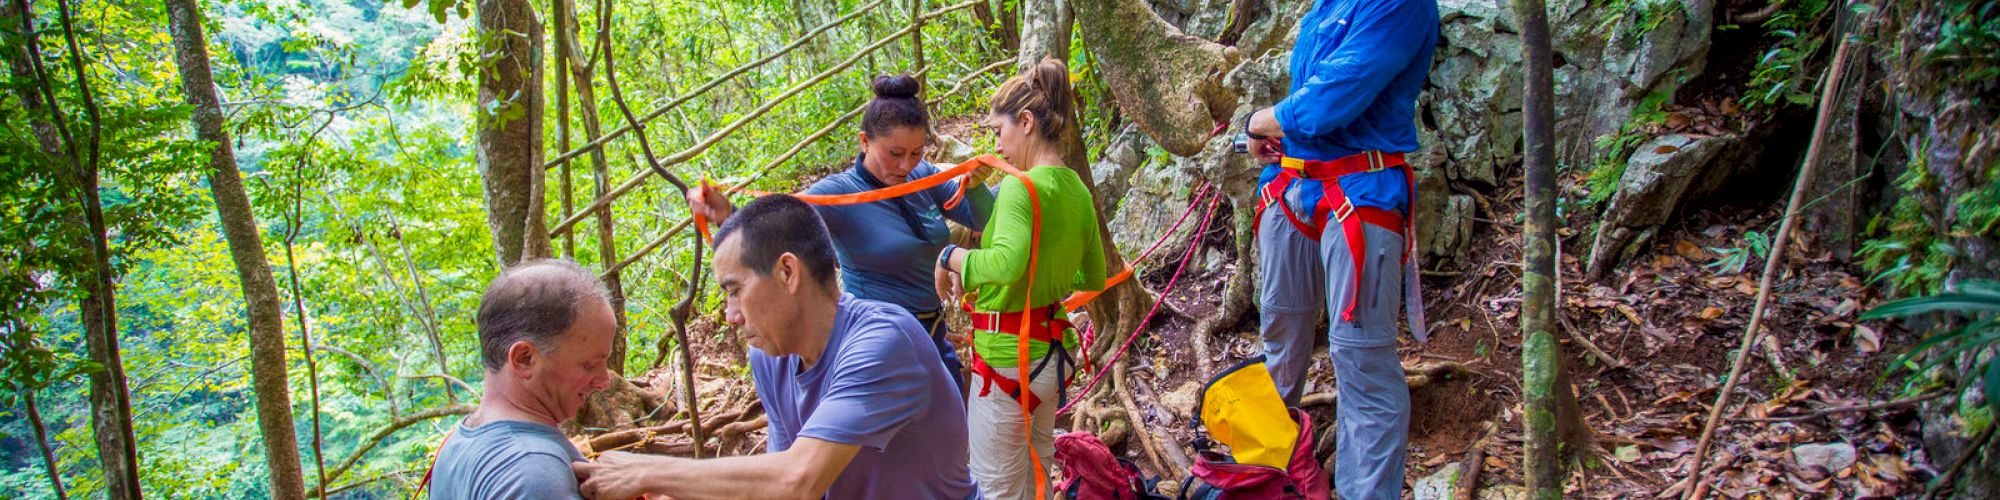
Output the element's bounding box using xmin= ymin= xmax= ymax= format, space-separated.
xmin=1922 ymin=421 xmax=1997 ymax=500
xmin=1678 ymin=38 xmax=1855 ymax=500
xmin=1456 ymin=421 xmax=1499 ymax=500
xmin=1731 ymin=391 xmax=1945 ymax=423
xmin=550 ymin=23 xmax=924 ymax=236
xmin=1557 ymin=314 xmax=1625 ymax=369
xmin=541 ymin=0 xmax=891 ymax=171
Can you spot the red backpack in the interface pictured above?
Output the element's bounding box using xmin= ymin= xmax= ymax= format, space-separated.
xmin=1179 ymin=409 xmax=1330 ymax=499
xmin=1178 ymin=356 xmax=1330 ymax=500
xmin=1054 ymin=432 xmax=1169 ymax=500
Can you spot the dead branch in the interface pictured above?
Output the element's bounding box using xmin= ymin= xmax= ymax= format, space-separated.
xmin=1455 ymin=421 xmax=1498 ymax=500
xmin=1732 ymin=391 xmax=1947 ymax=423
xmin=1300 ymin=361 xmax=1470 ymax=407
xmin=319 ymin=404 xmax=473 ymax=490
xmin=1922 ymin=421 xmax=1997 ymax=500
xmin=1557 ymin=314 xmax=1625 ymax=369
xmin=1681 ymin=38 xmax=1856 ymax=500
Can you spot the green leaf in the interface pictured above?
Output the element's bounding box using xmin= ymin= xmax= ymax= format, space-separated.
xmin=1862 ymin=295 xmax=2000 ymax=319
xmin=1986 ymin=354 xmax=2000 ymax=415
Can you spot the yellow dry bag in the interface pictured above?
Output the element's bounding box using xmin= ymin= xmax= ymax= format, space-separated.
xmin=1194 ymin=356 xmax=1299 ymax=469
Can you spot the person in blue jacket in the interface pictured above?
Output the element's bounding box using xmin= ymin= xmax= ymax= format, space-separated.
xmin=690 ymin=75 xmax=993 ymax=396
xmin=1243 ymin=0 xmax=1438 ymax=498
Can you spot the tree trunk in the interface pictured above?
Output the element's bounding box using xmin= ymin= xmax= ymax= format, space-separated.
xmin=477 ymin=0 xmax=549 ymax=267
xmin=1016 ymin=0 xmax=1150 ymax=365
xmin=166 ymin=1 xmax=307 ymax=498
xmin=1073 ymin=0 xmax=1240 ymax=157
xmin=1515 ymin=0 xmax=1592 ymax=496
xmin=556 ymin=0 xmax=629 ymax=375
xmin=5 ymin=1 xmax=141 ymax=497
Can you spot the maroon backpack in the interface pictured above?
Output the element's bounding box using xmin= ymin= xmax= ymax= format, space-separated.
xmin=1179 ymin=408 xmax=1330 ymax=499
xmin=1054 ymin=432 xmax=1168 ymax=500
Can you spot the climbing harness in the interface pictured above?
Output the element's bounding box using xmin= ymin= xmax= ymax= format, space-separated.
xmin=1255 ymin=150 xmax=1428 ymax=339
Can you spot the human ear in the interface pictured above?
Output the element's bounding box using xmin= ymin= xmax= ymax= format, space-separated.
xmin=507 ymin=341 xmax=538 ymax=376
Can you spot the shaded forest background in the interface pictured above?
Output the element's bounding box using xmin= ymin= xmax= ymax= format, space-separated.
xmin=2 ymin=0 xmax=1997 ymax=498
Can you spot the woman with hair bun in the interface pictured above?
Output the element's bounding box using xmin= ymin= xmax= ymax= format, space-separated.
xmin=690 ymin=74 xmax=992 ymax=394
xmin=933 ymin=57 xmax=1106 ymax=500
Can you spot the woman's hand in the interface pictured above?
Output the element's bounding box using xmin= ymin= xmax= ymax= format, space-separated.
xmin=933 ymin=260 xmax=962 ymax=306
xmin=685 ymin=182 xmax=733 ymax=228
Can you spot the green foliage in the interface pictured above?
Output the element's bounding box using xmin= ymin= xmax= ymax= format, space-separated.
xmin=1741 ymin=0 xmax=1834 ymax=109
xmin=8 ymin=0 xmax=1019 ymax=497
xmin=1596 ymin=0 xmax=1684 ymax=43
xmin=1927 ymin=0 xmax=2000 ymax=91
xmin=1583 ymin=89 xmax=1673 ymax=208
xmin=1706 ymin=230 xmax=1770 ymax=276
xmin=1855 ymin=140 xmax=1998 ymax=297
xmin=1862 ymin=280 xmax=2000 ymax=419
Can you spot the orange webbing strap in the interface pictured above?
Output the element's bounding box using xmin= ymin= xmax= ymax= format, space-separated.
xmin=411 ymin=428 xmax=455 ymax=500
xmin=692 ymin=161 xmax=986 ymax=244
xmin=966 ymin=155 xmax=1051 ymax=500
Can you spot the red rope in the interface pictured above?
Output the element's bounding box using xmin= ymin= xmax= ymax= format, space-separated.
xmin=1058 ymin=188 xmax=1222 ymax=416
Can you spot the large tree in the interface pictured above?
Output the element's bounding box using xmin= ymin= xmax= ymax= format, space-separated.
xmin=477 ymin=0 xmax=550 ymax=267
xmin=165 ymin=0 xmax=308 ymax=498
xmin=4 ymin=0 xmax=142 ymax=496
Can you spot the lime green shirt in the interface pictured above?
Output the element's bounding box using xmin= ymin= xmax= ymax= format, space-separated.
xmin=964 ymin=165 xmax=1107 ymax=367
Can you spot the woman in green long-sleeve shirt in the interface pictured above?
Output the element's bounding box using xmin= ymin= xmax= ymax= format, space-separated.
xmin=933 ymin=57 xmax=1105 ymax=500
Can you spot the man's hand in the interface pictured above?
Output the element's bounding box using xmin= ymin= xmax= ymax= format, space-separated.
xmin=574 ymin=452 xmax=670 ymax=500
xmin=686 ymin=182 xmax=733 ymax=228
xmin=1247 ymin=108 xmax=1286 ymax=164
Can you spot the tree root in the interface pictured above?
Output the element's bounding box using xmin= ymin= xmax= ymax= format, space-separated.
xmin=1298 ymin=360 xmax=1472 ymax=407
xmin=1114 ymin=355 xmax=1182 ymax=479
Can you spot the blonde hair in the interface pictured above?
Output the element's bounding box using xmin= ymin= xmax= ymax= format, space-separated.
xmin=988 ymin=57 xmax=1076 ymax=142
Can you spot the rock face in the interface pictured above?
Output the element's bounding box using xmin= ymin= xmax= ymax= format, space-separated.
xmin=1586 ymin=133 xmax=1733 ymax=276
xmin=1097 ymin=0 xmax=1729 ymax=265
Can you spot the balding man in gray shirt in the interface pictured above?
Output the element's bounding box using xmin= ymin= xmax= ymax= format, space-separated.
xmin=430 ymin=260 xmax=617 ymax=499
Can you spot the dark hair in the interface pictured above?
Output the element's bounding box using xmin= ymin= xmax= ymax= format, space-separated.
xmin=989 ymin=58 xmax=1076 ymax=142
xmin=476 ymin=259 xmax=612 ymax=372
xmin=862 ymin=74 xmax=929 ymax=138
xmin=713 ymin=194 xmax=839 ymax=289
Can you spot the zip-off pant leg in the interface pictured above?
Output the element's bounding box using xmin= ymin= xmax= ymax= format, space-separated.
xmin=1257 ymin=181 xmax=1326 ymax=407
xmin=1326 ymin=222 xmax=1411 ymax=500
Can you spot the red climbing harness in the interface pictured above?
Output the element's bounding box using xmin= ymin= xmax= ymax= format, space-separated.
xmin=964 ymin=302 xmax=1080 ymax=412
xmin=1255 ymin=151 xmax=1421 ymax=323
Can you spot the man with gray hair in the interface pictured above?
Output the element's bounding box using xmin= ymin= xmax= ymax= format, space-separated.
xmin=430 ymin=259 xmax=617 ymax=499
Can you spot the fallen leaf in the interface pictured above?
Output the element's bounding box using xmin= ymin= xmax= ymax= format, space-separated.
xmin=1676 ymin=240 xmax=1712 ymax=261
xmin=1854 ymin=324 xmax=1881 ymax=354
xmin=1615 ymin=304 xmax=1646 ymax=326
xmin=1655 ymin=144 xmax=1683 ymax=154
xmin=1832 ymin=298 xmax=1859 ymax=318
xmin=1700 ymin=307 xmax=1726 ymax=320
xmin=1485 ymin=456 xmax=1507 ymax=469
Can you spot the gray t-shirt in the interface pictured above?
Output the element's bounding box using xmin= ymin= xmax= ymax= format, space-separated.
xmin=430 ymin=419 xmax=584 ymax=500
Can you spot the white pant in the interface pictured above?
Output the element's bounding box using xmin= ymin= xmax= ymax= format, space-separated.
xmin=966 ymin=356 xmax=1062 ymax=500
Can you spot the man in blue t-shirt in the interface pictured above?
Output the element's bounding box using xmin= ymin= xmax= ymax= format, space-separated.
xmin=574 ymin=194 xmax=975 ymax=500
xmin=1242 ymin=0 xmax=1439 ymax=499
xmin=431 ymin=259 xmax=618 ymax=499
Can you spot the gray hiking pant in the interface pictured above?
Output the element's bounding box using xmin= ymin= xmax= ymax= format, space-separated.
xmin=1257 ymin=180 xmax=1410 ymax=500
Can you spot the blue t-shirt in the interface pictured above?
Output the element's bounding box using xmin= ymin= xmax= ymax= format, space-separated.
xmin=430 ymin=419 xmax=584 ymax=500
xmin=749 ymin=294 xmax=976 ymax=499
xmin=805 ymin=159 xmax=992 ymax=312
xmin=1267 ymin=0 xmax=1439 ymax=212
